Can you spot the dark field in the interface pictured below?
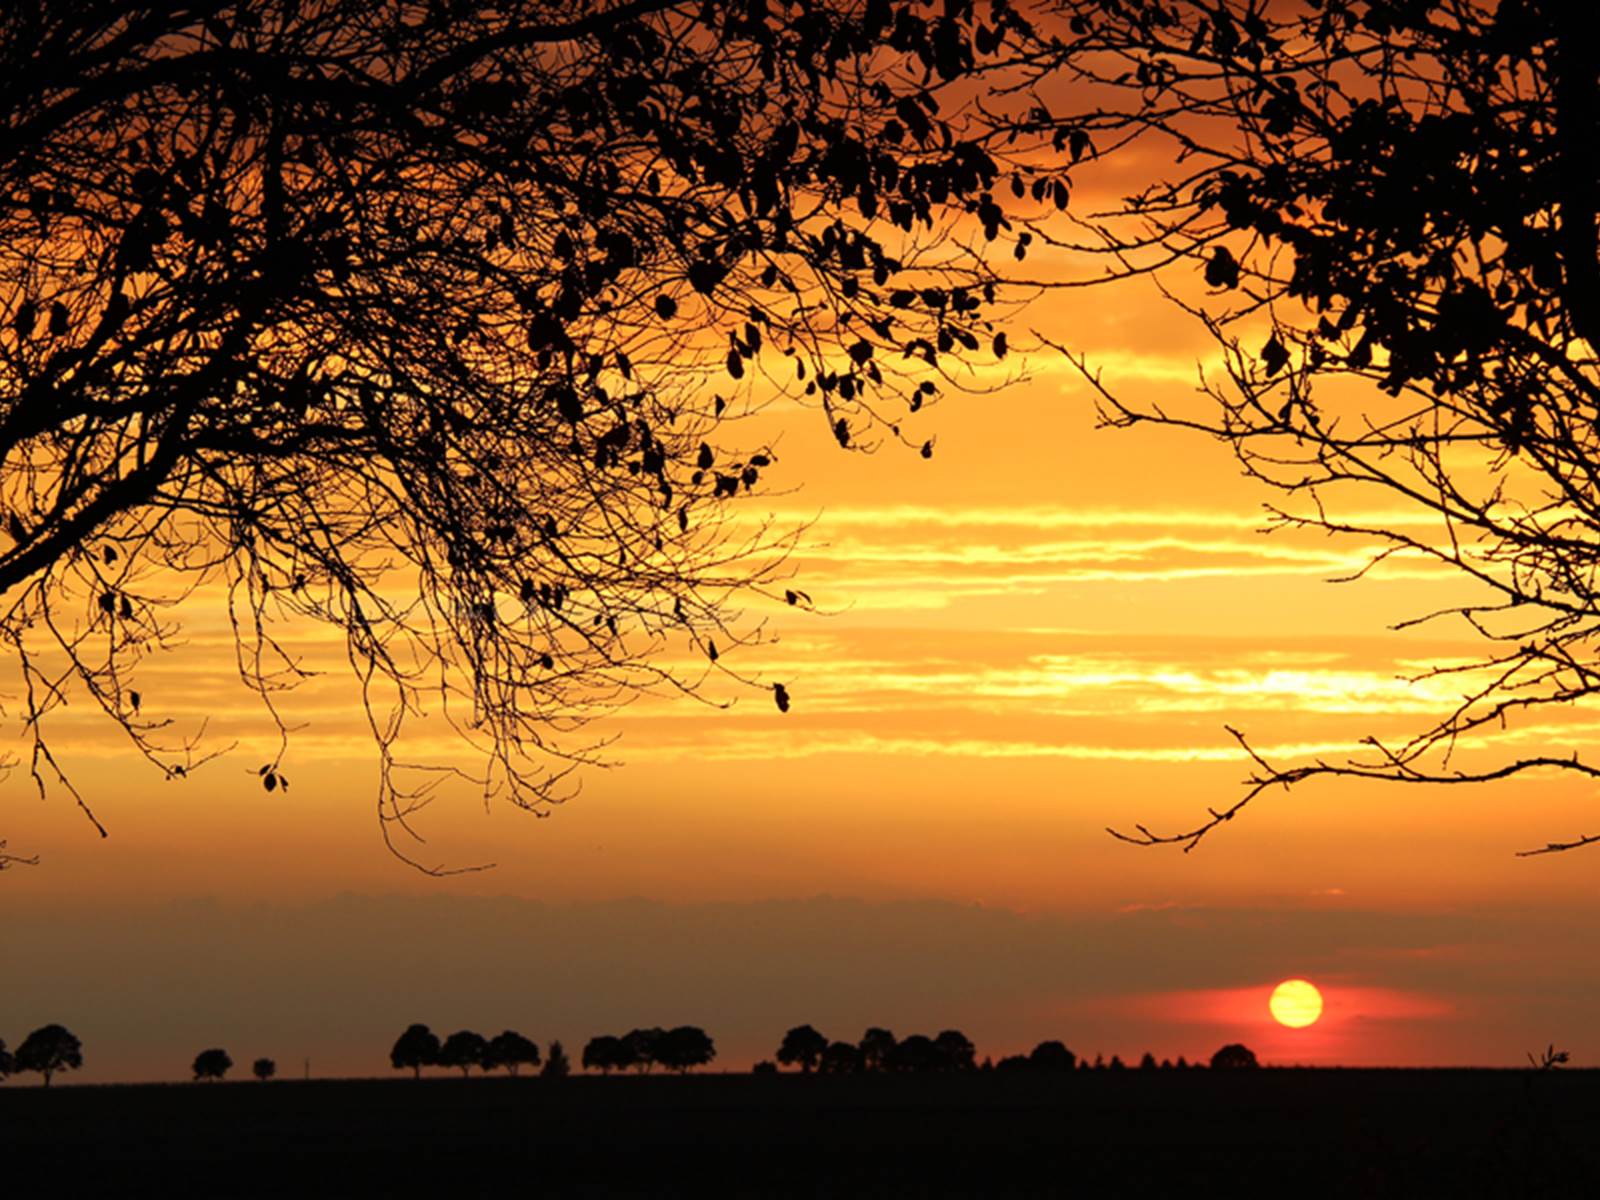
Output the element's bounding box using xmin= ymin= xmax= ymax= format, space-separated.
xmin=5 ymin=1070 xmax=1598 ymax=1197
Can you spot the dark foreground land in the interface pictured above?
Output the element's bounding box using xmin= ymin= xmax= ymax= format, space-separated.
xmin=5 ymin=1069 xmax=1598 ymax=1198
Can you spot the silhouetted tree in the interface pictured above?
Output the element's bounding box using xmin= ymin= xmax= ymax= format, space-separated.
xmin=439 ymin=1030 xmax=489 ymax=1077
xmin=252 ymin=1057 xmax=276 ymax=1082
xmin=776 ymin=1025 xmax=828 ymax=1074
xmin=622 ymin=1028 xmax=665 ymax=1074
xmin=858 ymin=1027 xmax=897 ymax=1073
xmin=391 ymin=1024 xmax=441 ymax=1079
xmin=582 ymin=1035 xmax=626 ymax=1075
xmin=1139 ymin=1053 xmax=1157 ymax=1071
xmin=1108 ymin=1055 xmax=1126 ymax=1071
xmin=886 ymin=1034 xmax=943 ymax=1073
xmin=0 ymin=1038 xmax=12 ymax=1080
xmin=985 ymin=3 xmax=1600 ymax=855
xmin=819 ymin=1041 xmax=864 ymax=1075
xmin=15 ymin=1024 xmax=82 ymax=1086
xmin=933 ymin=1030 xmax=977 ymax=1071
xmin=0 ymin=0 xmax=1025 ymax=868
xmin=994 ymin=1054 xmax=1032 ymax=1073
xmin=656 ymin=1026 xmax=716 ymax=1074
xmin=542 ymin=1040 xmax=570 ymax=1079
xmin=1175 ymin=1056 xmax=1190 ymax=1070
xmin=192 ymin=1048 xmax=232 ymax=1081
xmin=484 ymin=1031 xmax=540 ymax=1076
xmin=1210 ymin=1044 xmax=1260 ymax=1071
xmin=1028 ymin=1041 xmax=1076 ymax=1073
xmin=751 ymin=1060 xmax=778 ymax=1076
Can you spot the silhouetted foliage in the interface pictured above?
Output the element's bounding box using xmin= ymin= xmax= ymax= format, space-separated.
xmin=0 ymin=1038 xmax=12 ymax=1080
xmin=541 ymin=1040 xmax=570 ymax=1079
xmin=886 ymin=1034 xmax=943 ymax=1073
xmin=622 ymin=1028 xmax=666 ymax=1074
xmin=819 ymin=1041 xmax=864 ymax=1075
xmin=994 ymin=1054 xmax=1032 ymax=1073
xmin=252 ymin=1057 xmax=276 ymax=1082
xmin=192 ymin=1048 xmax=232 ymax=1082
xmin=484 ymin=1031 xmax=540 ymax=1076
xmin=933 ymin=1030 xmax=977 ymax=1071
xmin=1108 ymin=1055 xmax=1126 ymax=1071
xmin=1211 ymin=1044 xmax=1260 ymax=1071
xmin=858 ymin=1027 xmax=897 ymax=1073
xmin=1028 ymin=1041 xmax=1077 ymax=1073
xmin=751 ymin=1060 xmax=778 ymax=1076
xmin=0 ymin=0 xmax=1026 ymax=869
xmin=776 ymin=1025 xmax=828 ymax=1073
xmin=987 ymin=2 xmax=1600 ymax=855
xmin=1528 ymin=1044 xmax=1570 ymax=1070
xmin=14 ymin=1024 xmax=82 ymax=1086
xmin=439 ymin=1030 xmax=489 ymax=1077
xmin=655 ymin=1026 xmax=716 ymax=1074
xmin=390 ymin=1024 xmax=441 ymax=1079
xmin=1139 ymin=1053 xmax=1157 ymax=1071
xmin=582 ymin=1035 xmax=626 ymax=1075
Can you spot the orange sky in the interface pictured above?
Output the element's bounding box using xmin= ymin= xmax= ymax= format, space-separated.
xmin=7 ymin=160 xmax=1600 ymax=1083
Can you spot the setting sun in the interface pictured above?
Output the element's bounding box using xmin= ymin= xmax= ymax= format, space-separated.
xmin=1269 ymin=980 xmax=1325 ymax=1029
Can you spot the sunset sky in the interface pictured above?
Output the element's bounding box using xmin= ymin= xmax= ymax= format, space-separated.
xmin=7 ymin=72 xmax=1600 ymax=1083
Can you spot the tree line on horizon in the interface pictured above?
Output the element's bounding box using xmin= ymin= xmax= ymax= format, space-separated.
xmin=761 ymin=1026 xmax=1260 ymax=1075
xmin=0 ymin=1021 xmax=1267 ymax=1086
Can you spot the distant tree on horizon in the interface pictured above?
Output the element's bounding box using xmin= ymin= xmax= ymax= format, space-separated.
xmin=484 ymin=1031 xmax=541 ymax=1076
xmin=622 ymin=1028 xmax=666 ymax=1074
xmin=193 ymin=1048 xmax=232 ymax=1082
xmin=253 ymin=1057 xmax=276 ymax=1082
xmin=1211 ymin=1044 xmax=1260 ymax=1070
xmin=15 ymin=1025 xmax=82 ymax=1087
xmin=655 ymin=1027 xmax=716 ymax=1074
xmin=820 ymin=1041 xmax=864 ymax=1075
xmin=582 ymin=1035 xmax=626 ymax=1075
xmin=751 ymin=1060 xmax=778 ymax=1076
xmin=1029 ymin=1041 xmax=1077 ymax=1073
xmin=1139 ymin=1053 xmax=1158 ymax=1071
xmin=858 ymin=1028 xmax=897 ymax=1073
xmin=390 ymin=1024 xmax=442 ymax=1079
xmin=995 ymin=1054 xmax=1032 ymax=1073
xmin=776 ymin=1025 xmax=828 ymax=1074
xmin=934 ymin=1030 xmax=977 ymax=1072
xmin=542 ymin=1041 xmax=570 ymax=1079
xmin=886 ymin=1035 xmax=944 ymax=1073
xmin=438 ymin=1030 xmax=490 ymax=1077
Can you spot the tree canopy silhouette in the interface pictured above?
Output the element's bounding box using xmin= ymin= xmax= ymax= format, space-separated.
xmin=252 ymin=1056 xmax=275 ymax=1081
xmin=390 ymin=1023 xmax=440 ymax=1078
xmin=438 ymin=1029 xmax=489 ymax=1076
xmin=541 ymin=1039 xmax=570 ymax=1078
xmin=14 ymin=1024 xmax=82 ymax=1086
xmin=0 ymin=1037 xmax=13 ymax=1080
xmin=776 ymin=1024 xmax=827 ymax=1073
xmin=1210 ymin=1043 xmax=1259 ymax=1070
xmin=655 ymin=1025 xmax=716 ymax=1073
xmin=982 ymin=1 xmax=1600 ymax=855
xmin=484 ymin=1030 xmax=540 ymax=1076
xmin=193 ymin=1047 xmax=233 ymax=1081
xmin=581 ymin=1034 xmax=626 ymax=1075
xmin=0 ymin=0 xmax=1026 ymax=868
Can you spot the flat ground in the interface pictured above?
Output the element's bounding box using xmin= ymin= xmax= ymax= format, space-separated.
xmin=4 ymin=1070 xmax=1597 ymax=1197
